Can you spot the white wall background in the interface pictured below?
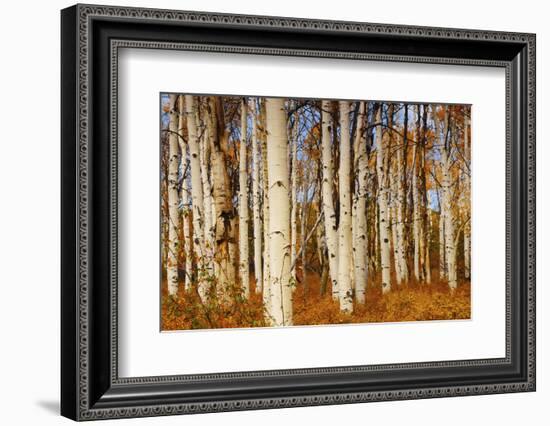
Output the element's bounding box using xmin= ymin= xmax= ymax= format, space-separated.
xmin=0 ymin=0 xmax=546 ymax=424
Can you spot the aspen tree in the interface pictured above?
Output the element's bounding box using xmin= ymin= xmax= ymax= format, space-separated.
xmin=265 ymin=98 xmax=293 ymax=326
xmin=376 ymin=105 xmax=392 ymax=294
xmin=177 ymin=96 xmax=192 ymax=290
xmin=184 ymin=95 xmax=207 ymax=299
xmin=352 ymin=101 xmax=368 ymax=303
xmin=463 ymin=113 xmax=471 ymax=279
xmin=166 ymin=94 xmax=181 ymax=296
xmin=198 ymin=100 xmax=214 ymax=265
xmin=320 ymin=100 xmax=339 ymax=300
xmin=337 ymin=101 xmax=353 ymax=312
xmin=208 ymin=97 xmax=237 ymax=301
xmin=395 ymin=105 xmax=409 ymax=283
xmin=238 ymin=98 xmax=250 ymax=298
xmin=290 ymin=106 xmax=299 ymax=282
xmin=420 ymin=105 xmax=432 ymax=284
xmin=250 ymin=98 xmax=263 ymax=292
xmin=436 ymin=106 xmax=458 ymax=290
xmin=260 ymin=100 xmax=272 ymax=312
xmin=412 ymin=105 xmax=422 ymax=282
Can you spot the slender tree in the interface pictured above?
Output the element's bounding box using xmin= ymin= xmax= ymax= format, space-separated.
xmin=238 ymin=98 xmax=250 ymax=297
xmin=352 ymin=101 xmax=368 ymax=303
xmin=265 ymin=98 xmax=293 ymax=326
xmin=435 ymin=106 xmax=458 ymax=290
xmin=376 ymin=105 xmax=392 ymax=294
xmin=320 ymin=100 xmax=339 ymax=300
xmin=337 ymin=101 xmax=353 ymax=312
xmin=166 ymin=94 xmax=181 ymax=296
xmin=250 ymin=98 xmax=263 ymax=292
xmin=177 ymin=95 xmax=192 ymax=291
xmin=208 ymin=97 xmax=237 ymax=301
xmin=184 ymin=95 xmax=207 ymax=299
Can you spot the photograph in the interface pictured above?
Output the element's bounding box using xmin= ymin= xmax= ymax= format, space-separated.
xmin=160 ymin=94 xmax=471 ymax=330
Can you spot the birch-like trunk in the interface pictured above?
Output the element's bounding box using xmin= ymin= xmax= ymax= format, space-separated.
xmin=301 ymin=177 xmax=308 ymax=294
xmin=420 ymin=106 xmax=432 ymax=284
xmin=290 ymin=108 xmax=299 ymax=282
xmin=265 ymin=98 xmax=292 ymax=326
xmin=208 ymin=97 xmax=237 ymax=301
xmin=463 ymin=113 xmax=471 ymax=279
xmin=387 ymin=104 xmax=406 ymax=285
xmin=376 ymin=105 xmax=392 ymax=294
xmin=260 ymin=100 xmax=271 ymax=311
xmin=395 ymin=105 xmax=409 ymax=282
xmin=412 ymin=106 xmax=422 ymax=282
xmin=198 ymin=100 xmax=214 ymax=262
xmin=238 ymin=99 xmax=250 ymax=298
xmin=437 ymin=186 xmax=446 ymax=279
xmin=389 ymin=158 xmax=401 ymax=283
xmin=352 ymin=101 xmax=368 ymax=303
xmin=437 ymin=107 xmax=458 ymax=290
xmin=166 ymin=94 xmax=181 ymax=296
xmin=184 ymin=95 xmax=207 ymax=299
xmin=177 ymin=96 xmax=192 ymax=291
xmin=337 ymin=101 xmax=353 ymax=312
xmin=250 ymin=98 xmax=263 ymax=292
xmin=320 ymin=100 xmax=339 ymax=300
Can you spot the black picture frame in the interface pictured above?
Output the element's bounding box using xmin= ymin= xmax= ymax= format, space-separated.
xmin=61 ymin=4 xmax=536 ymax=421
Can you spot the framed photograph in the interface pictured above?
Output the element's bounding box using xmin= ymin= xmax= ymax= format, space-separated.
xmin=61 ymin=4 xmax=536 ymax=421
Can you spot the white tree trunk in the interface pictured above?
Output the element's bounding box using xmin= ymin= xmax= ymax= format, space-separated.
xmin=184 ymin=95 xmax=207 ymax=300
xmin=207 ymin=97 xmax=237 ymax=302
xmin=353 ymin=101 xmax=368 ymax=304
xmin=389 ymin=155 xmax=403 ymax=284
xmin=260 ymin=100 xmax=272 ymax=313
xmin=438 ymin=188 xmax=446 ymax=279
xmin=395 ymin=107 xmax=409 ymax=283
xmin=199 ymin=103 xmax=214 ymax=257
xmin=412 ymin=107 xmax=421 ymax=282
xmin=177 ymin=95 xmax=192 ymax=291
xmin=463 ymin=114 xmax=471 ymax=279
xmin=320 ymin=100 xmax=339 ymax=300
xmin=376 ymin=105 xmax=392 ymax=294
xmin=265 ymin=98 xmax=293 ymax=326
xmin=166 ymin=94 xmax=181 ymax=296
xmin=437 ymin=108 xmax=458 ymax=290
xmin=290 ymin=109 xmax=299 ymax=282
xmin=250 ymin=98 xmax=263 ymax=292
xmin=337 ymin=101 xmax=353 ymax=312
xmin=238 ymin=99 xmax=250 ymax=298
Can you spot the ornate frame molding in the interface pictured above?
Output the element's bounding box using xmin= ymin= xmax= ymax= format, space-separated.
xmin=61 ymin=4 xmax=536 ymax=421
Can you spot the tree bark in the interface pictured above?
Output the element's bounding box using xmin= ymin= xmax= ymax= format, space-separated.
xmin=320 ymin=100 xmax=339 ymax=300
xmin=260 ymin=100 xmax=271 ymax=311
xmin=265 ymin=98 xmax=293 ymax=326
xmin=436 ymin=106 xmax=458 ymax=290
xmin=290 ymin=106 xmax=299 ymax=283
xmin=166 ymin=94 xmax=181 ymax=296
xmin=184 ymin=95 xmax=207 ymax=299
xmin=250 ymin=98 xmax=263 ymax=292
xmin=463 ymin=113 xmax=471 ymax=279
xmin=337 ymin=101 xmax=353 ymax=312
xmin=198 ymin=99 xmax=214 ymax=274
xmin=420 ymin=105 xmax=432 ymax=284
xmin=238 ymin=98 xmax=250 ymax=298
xmin=396 ymin=104 xmax=409 ymax=283
xmin=207 ymin=96 xmax=237 ymax=302
xmin=412 ymin=105 xmax=422 ymax=282
xmin=376 ymin=105 xmax=392 ymax=294
xmin=177 ymin=95 xmax=192 ymax=291
xmin=352 ymin=101 xmax=368 ymax=304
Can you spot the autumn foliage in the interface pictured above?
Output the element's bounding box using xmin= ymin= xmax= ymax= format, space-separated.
xmin=161 ymin=269 xmax=470 ymax=330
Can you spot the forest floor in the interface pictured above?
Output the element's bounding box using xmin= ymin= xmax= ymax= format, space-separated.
xmin=161 ymin=269 xmax=471 ymax=330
